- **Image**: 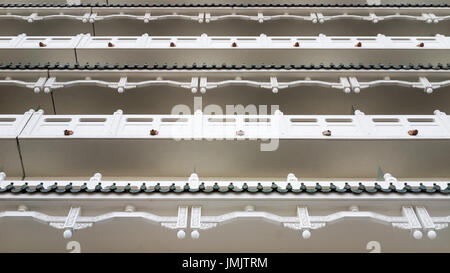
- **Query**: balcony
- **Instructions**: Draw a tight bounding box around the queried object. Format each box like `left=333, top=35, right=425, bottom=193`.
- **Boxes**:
left=1, top=34, right=450, bottom=65
left=1, top=109, right=449, bottom=179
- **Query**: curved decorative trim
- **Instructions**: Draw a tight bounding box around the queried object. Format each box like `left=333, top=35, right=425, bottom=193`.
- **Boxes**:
left=1, top=64, right=450, bottom=94
left=0, top=205, right=188, bottom=239
left=3, top=75, right=447, bottom=94
left=1, top=205, right=447, bottom=241
left=191, top=206, right=449, bottom=240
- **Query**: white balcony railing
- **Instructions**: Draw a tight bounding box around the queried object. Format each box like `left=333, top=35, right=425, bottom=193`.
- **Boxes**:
left=17, top=110, right=450, bottom=139
left=1, top=34, right=449, bottom=64
left=1, top=109, right=449, bottom=178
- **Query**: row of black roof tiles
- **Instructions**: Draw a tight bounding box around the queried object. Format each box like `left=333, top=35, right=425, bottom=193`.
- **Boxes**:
left=1, top=63, right=449, bottom=70
left=0, top=3, right=449, bottom=8
left=1, top=182, right=449, bottom=194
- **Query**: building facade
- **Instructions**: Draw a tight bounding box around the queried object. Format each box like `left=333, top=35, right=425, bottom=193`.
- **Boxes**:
left=0, top=0, right=449, bottom=252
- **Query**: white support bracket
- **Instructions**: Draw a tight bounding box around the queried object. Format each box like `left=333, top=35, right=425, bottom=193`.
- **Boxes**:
left=257, top=12, right=264, bottom=23
left=81, top=13, right=91, bottom=23
left=45, top=207, right=91, bottom=240
left=415, top=207, right=438, bottom=239
left=204, top=13, right=211, bottom=23
left=339, top=77, right=351, bottom=93
left=369, top=13, right=380, bottom=23
left=190, top=206, right=214, bottom=240
left=315, top=12, right=325, bottom=24
left=296, top=207, right=312, bottom=239
left=392, top=206, right=424, bottom=239
left=143, top=12, right=151, bottom=23
left=348, top=76, right=361, bottom=93
left=32, top=77, right=48, bottom=93
left=26, top=13, right=38, bottom=23
left=117, top=76, right=127, bottom=93
left=270, top=76, right=279, bottom=93
left=199, top=77, right=207, bottom=94
left=161, top=206, right=189, bottom=239
left=189, top=77, right=199, bottom=93
left=418, top=77, right=434, bottom=94
left=421, top=13, right=432, bottom=24
left=43, top=77, right=56, bottom=94
left=59, top=207, right=81, bottom=239
left=427, top=13, right=439, bottom=24
left=197, top=13, right=204, bottom=23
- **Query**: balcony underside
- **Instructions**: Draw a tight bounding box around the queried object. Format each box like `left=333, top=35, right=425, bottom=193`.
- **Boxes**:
left=1, top=110, right=449, bottom=178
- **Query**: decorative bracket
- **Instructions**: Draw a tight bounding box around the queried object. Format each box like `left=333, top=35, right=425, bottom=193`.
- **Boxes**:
left=161, top=206, right=189, bottom=239
left=284, top=207, right=313, bottom=239
left=187, top=205, right=449, bottom=241
left=415, top=206, right=448, bottom=240
left=389, top=206, right=449, bottom=239
left=0, top=76, right=47, bottom=93
left=392, top=206, right=424, bottom=239
left=48, top=207, right=92, bottom=239
left=190, top=206, right=216, bottom=240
